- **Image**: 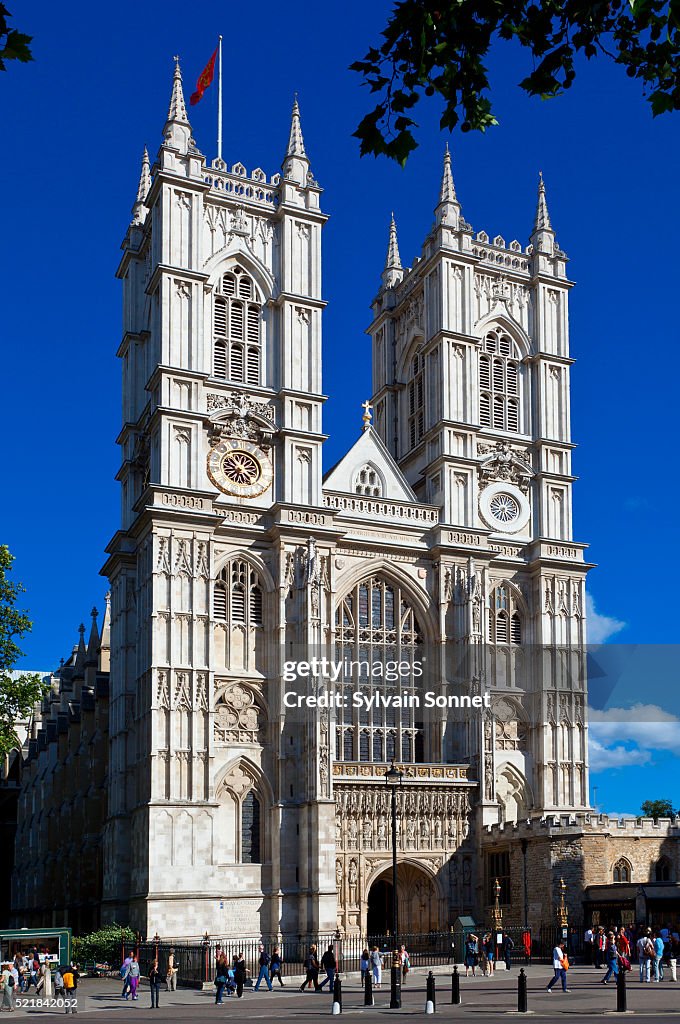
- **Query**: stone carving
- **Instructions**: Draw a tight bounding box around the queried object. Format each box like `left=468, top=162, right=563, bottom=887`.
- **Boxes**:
left=478, top=440, right=534, bottom=489
left=214, top=684, right=261, bottom=743
left=348, top=859, right=358, bottom=904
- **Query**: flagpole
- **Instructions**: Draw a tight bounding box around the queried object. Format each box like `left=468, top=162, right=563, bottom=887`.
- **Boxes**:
left=217, top=35, right=223, bottom=161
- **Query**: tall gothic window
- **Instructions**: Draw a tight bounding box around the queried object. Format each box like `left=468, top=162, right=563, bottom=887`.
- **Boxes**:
left=241, top=790, right=261, bottom=864
left=213, top=267, right=262, bottom=385
left=487, top=583, right=523, bottom=645
left=334, top=576, right=424, bottom=763
left=408, top=352, right=425, bottom=449
left=479, top=327, right=520, bottom=432
left=214, top=559, right=263, bottom=627
left=654, top=857, right=672, bottom=882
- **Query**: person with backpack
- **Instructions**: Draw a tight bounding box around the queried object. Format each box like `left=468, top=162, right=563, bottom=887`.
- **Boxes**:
left=253, top=944, right=273, bottom=991
left=0, top=962, right=16, bottom=1012
left=299, top=945, right=320, bottom=992
left=400, top=945, right=411, bottom=982
left=62, top=964, right=79, bottom=1014
left=149, top=959, right=162, bottom=1009
left=214, top=953, right=229, bottom=1004
left=166, top=948, right=178, bottom=992
left=269, top=946, right=284, bottom=987
left=54, top=967, right=65, bottom=998
left=318, top=945, right=336, bottom=991
left=637, top=930, right=654, bottom=983
left=120, top=955, right=132, bottom=999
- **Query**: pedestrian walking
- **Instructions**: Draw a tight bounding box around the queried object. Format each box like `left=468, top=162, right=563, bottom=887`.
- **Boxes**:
left=149, top=959, right=161, bottom=1008
left=369, top=947, right=383, bottom=989
left=318, top=945, right=336, bottom=991
left=400, top=945, right=410, bottom=982
left=120, top=955, right=132, bottom=999
left=584, top=926, right=594, bottom=965
left=464, top=933, right=479, bottom=977
left=0, top=962, right=16, bottom=1012
left=54, top=967, right=65, bottom=998
left=270, top=947, right=284, bottom=987
left=214, top=955, right=229, bottom=1004
left=503, top=932, right=514, bottom=970
left=166, top=948, right=178, bottom=992
left=254, top=944, right=273, bottom=991
left=360, top=949, right=370, bottom=988
left=62, top=964, right=79, bottom=1014
left=128, top=956, right=140, bottom=1000
left=637, top=930, right=654, bottom=982
left=594, top=927, right=606, bottom=969
left=601, top=933, right=620, bottom=984
left=299, top=945, right=320, bottom=992
left=653, top=932, right=664, bottom=982
left=233, top=952, right=247, bottom=998
left=546, top=942, right=570, bottom=993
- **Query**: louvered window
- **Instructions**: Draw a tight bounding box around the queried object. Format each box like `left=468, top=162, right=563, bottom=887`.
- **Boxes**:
left=479, top=327, right=522, bottom=433
left=214, top=558, right=264, bottom=629
left=212, top=267, right=262, bottom=383
left=487, top=583, right=523, bottom=646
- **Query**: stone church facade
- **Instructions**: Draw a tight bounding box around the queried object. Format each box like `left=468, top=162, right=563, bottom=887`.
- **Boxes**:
left=13, top=60, right=600, bottom=940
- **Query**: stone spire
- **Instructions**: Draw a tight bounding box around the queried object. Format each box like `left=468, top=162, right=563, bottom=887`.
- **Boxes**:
left=531, top=171, right=555, bottom=255
left=163, top=56, right=192, bottom=155
left=282, top=94, right=310, bottom=185
left=99, top=592, right=111, bottom=673
left=85, top=607, right=100, bottom=668
left=73, top=623, right=87, bottom=677
left=382, top=213, right=403, bottom=288
left=131, top=146, right=151, bottom=226
left=435, top=143, right=461, bottom=227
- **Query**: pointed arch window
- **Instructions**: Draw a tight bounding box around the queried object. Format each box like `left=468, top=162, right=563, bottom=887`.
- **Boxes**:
left=241, top=790, right=261, bottom=864
left=654, top=857, right=672, bottom=882
left=613, top=857, right=632, bottom=883
left=479, top=327, right=521, bottom=432
left=213, top=267, right=262, bottom=385
left=214, top=558, right=263, bottom=627
left=488, top=583, right=523, bottom=645
left=408, top=352, right=425, bottom=450
left=334, top=576, right=423, bottom=764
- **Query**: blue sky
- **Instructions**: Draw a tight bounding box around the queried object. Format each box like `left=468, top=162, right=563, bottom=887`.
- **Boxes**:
left=2, top=0, right=678, bottom=815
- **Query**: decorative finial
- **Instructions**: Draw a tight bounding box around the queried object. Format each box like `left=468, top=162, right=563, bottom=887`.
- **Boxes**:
left=78, top=623, right=85, bottom=637
left=132, top=146, right=152, bottom=225
left=533, top=170, right=552, bottom=233
left=91, top=607, right=98, bottom=620
left=286, top=94, right=307, bottom=158
left=166, top=55, right=190, bottom=126
left=439, top=143, right=457, bottom=205
left=382, top=213, right=403, bottom=288
left=361, top=400, right=373, bottom=431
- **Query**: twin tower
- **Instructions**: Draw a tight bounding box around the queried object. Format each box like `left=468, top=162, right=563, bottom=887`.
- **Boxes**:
left=102, top=60, right=590, bottom=938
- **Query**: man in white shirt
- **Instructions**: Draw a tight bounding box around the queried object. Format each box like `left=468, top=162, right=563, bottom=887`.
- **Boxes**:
left=546, top=942, right=569, bottom=993
left=584, top=928, right=594, bottom=966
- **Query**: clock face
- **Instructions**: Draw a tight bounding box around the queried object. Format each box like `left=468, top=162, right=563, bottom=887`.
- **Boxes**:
left=207, top=438, right=272, bottom=497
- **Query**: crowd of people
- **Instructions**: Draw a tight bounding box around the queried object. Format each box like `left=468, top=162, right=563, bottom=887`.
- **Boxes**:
left=463, top=931, right=515, bottom=975
left=0, top=952, right=80, bottom=1012
left=546, top=923, right=680, bottom=995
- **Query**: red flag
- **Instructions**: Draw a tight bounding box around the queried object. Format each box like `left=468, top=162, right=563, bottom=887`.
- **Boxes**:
left=190, top=46, right=218, bottom=106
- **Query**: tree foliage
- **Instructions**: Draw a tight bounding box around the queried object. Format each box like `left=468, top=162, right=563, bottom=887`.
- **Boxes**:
left=0, top=544, right=48, bottom=758
left=0, top=4, right=32, bottom=72
left=73, top=923, right=137, bottom=966
left=351, top=0, right=680, bottom=163
left=640, top=798, right=678, bottom=819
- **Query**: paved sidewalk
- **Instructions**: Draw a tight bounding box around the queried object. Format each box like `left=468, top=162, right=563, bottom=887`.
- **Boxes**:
left=9, top=965, right=680, bottom=1020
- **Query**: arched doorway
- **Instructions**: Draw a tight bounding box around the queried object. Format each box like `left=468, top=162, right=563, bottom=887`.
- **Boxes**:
left=366, top=863, right=440, bottom=938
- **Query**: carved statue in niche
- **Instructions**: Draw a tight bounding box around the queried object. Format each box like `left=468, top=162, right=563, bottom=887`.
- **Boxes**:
left=348, top=860, right=358, bottom=904
left=406, top=816, right=416, bottom=846
left=377, top=816, right=387, bottom=846
left=363, top=817, right=372, bottom=847
left=336, top=859, right=343, bottom=889
left=348, top=818, right=358, bottom=846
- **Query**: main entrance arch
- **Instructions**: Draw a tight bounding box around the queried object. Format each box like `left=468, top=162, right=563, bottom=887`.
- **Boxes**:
left=365, top=863, right=441, bottom=937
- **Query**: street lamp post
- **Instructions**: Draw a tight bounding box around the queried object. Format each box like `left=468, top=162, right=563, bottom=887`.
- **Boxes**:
left=385, top=760, right=404, bottom=1009
left=557, top=877, right=569, bottom=943
left=492, top=877, right=503, bottom=965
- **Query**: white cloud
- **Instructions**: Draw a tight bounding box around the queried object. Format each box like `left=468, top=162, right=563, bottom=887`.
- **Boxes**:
left=588, top=735, right=651, bottom=771
left=586, top=593, right=626, bottom=643
left=589, top=704, right=680, bottom=753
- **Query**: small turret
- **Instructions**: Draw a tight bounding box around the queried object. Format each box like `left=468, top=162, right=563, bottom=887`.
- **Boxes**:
left=435, top=144, right=461, bottom=228
left=85, top=607, right=100, bottom=668
left=282, top=95, right=310, bottom=185
left=531, top=171, right=555, bottom=256
left=382, top=213, right=403, bottom=289
left=131, top=146, right=151, bottom=226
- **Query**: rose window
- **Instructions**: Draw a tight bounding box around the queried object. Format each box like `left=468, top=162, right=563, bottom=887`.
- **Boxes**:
left=221, top=451, right=261, bottom=485
left=489, top=493, right=519, bottom=523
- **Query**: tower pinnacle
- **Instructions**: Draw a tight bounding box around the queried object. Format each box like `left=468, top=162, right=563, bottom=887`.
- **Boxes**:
left=282, top=94, right=310, bottom=185
left=435, top=143, right=461, bottom=227
left=131, top=146, right=151, bottom=226
left=531, top=170, right=555, bottom=255
left=162, top=56, right=193, bottom=155
left=382, top=213, right=403, bottom=289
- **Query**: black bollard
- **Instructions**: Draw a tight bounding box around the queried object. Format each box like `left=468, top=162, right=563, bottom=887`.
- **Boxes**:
left=332, top=974, right=342, bottom=1015
left=518, top=968, right=528, bottom=1013
left=364, top=971, right=373, bottom=1006
left=616, top=967, right=627, bottom=1013
left=451, top=964, right=461, bottom=1005
left=426, top=970, right=436, bottom=1014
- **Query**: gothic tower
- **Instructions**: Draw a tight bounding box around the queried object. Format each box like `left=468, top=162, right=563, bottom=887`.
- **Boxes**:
left=368, top=151, right=591, bottom=829
left=102, top=62, right=334, bottom=936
